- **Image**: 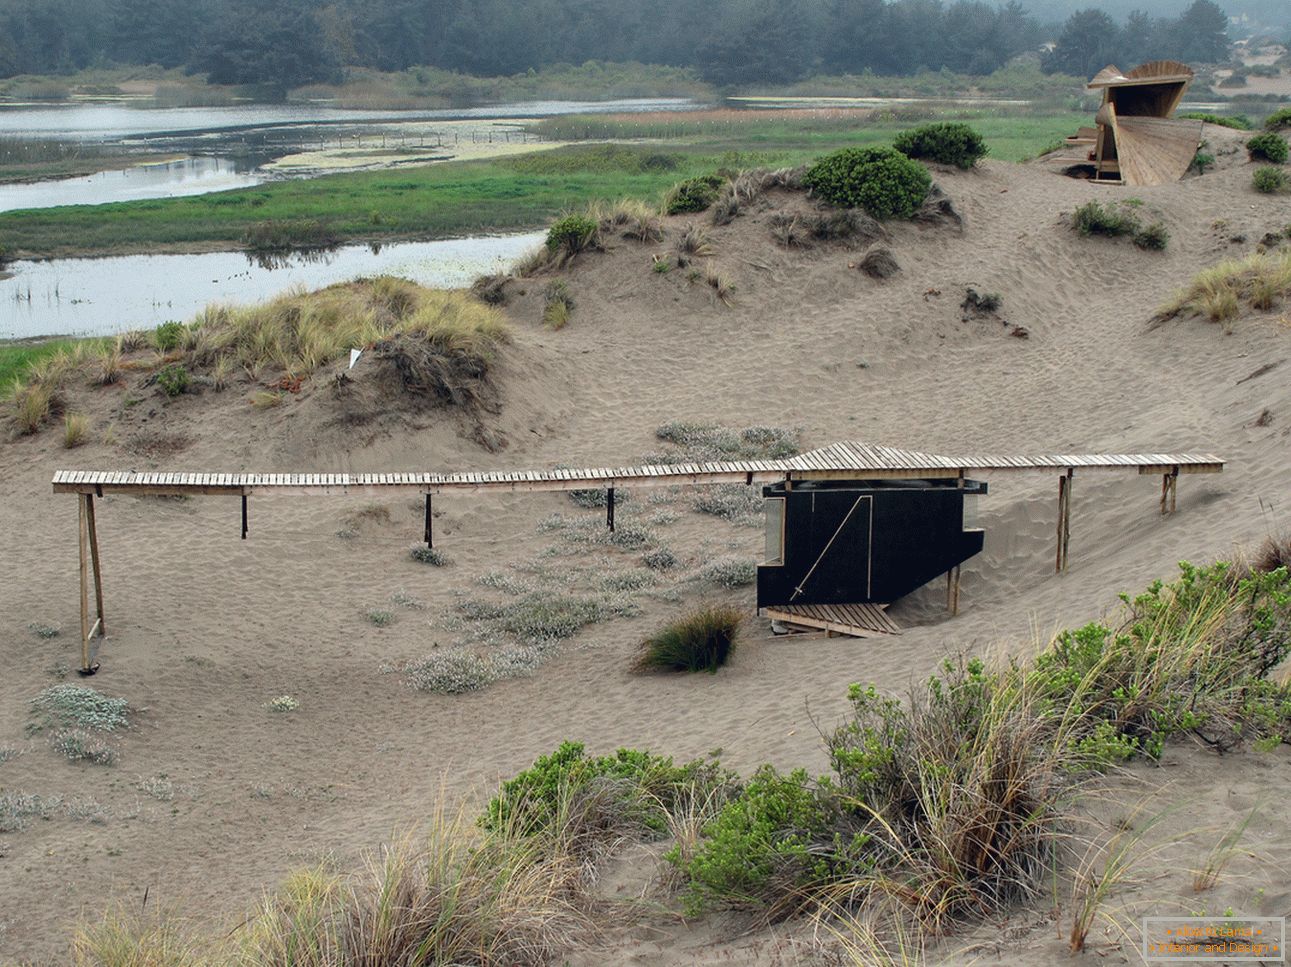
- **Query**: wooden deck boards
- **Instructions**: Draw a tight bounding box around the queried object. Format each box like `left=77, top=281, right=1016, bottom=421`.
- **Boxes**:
left=763, top=603, right=903, bottom=639
left=51, top=444, right=1225, bottom=497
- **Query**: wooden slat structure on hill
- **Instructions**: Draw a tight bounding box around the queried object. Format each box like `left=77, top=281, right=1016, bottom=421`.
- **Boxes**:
left=51, top=442, right=1224, bottom=673
left=1058, top=60, right=1203, bottom=186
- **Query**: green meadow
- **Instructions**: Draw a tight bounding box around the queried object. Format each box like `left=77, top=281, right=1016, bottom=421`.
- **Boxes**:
left=0, top=109, right=1083, bottom=259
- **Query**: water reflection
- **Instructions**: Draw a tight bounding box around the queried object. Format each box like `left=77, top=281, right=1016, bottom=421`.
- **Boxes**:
left=0, top=232, right=546, bottom=340
left=0, top=156, right=263, bottom=212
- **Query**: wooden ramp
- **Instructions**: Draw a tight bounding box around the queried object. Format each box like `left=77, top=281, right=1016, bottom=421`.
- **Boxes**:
left=763, top=603, right=902, bottom=639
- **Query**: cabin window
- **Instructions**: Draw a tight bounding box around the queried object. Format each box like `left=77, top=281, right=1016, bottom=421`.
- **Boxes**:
left=963, top=493, right=980, bottom=530
left=764, top=497, right=785, bottom=565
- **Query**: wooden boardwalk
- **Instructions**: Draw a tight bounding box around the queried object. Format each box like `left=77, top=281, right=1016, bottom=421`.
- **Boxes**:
left=51, top=442, right=1224, bottom=497
left=50, top=441, right=1225, bottom=674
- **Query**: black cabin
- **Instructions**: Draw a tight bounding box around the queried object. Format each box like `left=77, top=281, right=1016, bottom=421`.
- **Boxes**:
left=757, top=478, right=986, bottom=609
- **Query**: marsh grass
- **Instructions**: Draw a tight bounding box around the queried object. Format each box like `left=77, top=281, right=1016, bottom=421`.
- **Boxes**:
left=1158, top=249, right=1291, bottom=324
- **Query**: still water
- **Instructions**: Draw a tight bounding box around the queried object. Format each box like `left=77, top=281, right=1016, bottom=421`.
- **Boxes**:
left=0, top=156, right=264, bottom=212
left=0, top=233, right=546, bottom=341
left=0, top=99, right=697, bottom=141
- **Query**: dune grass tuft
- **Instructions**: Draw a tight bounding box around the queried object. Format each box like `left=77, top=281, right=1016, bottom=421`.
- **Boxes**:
left=63, top=412, right=88, bottom=448
left=8, top=277, right=510, bottom=436
left=242, top=802, right=588, bottom=966
left=634, top=605, right=741, bottom=673
left=1157, top=249, right=1291, bottom=324
left=71, top=906, right=215, bottom=966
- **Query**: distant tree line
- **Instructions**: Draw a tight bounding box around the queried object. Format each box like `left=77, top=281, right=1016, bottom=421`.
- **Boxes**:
left=0, top=0, right=1232, bottom=90
left=1044, top=1, right=1232, bottom=77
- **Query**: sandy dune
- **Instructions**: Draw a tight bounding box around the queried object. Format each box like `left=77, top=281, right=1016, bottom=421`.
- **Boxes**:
left=2, top=142, right=1290, bottom=962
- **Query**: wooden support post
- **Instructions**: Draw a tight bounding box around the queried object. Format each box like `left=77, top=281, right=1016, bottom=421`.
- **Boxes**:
left=424, top=493, right=433, bottom=548
left=76, top=493, right=103, bottom=675
left=1056, top=469, right=1073, bottom=573
left=241, top=494, right=248, bottom=540
left=607, top=486, right=616, bottom=532
left=78, top=494, right=89, bottom=671
left=946, top=565, right=961, bottom=616
left=85, top=492, right=104, bottom=640
left=1161, top=469, right=1178, bottom=516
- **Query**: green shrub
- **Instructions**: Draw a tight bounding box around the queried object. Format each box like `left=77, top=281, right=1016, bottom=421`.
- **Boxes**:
left=803, top=147, right=931, bottom=219
left=672, top=765, right=860, bottom=915
left=483, top=740, right=733, bottom=839
left=1247, top=131, right=1289, bottom=163
left=1071, top=201, right=1140, bottom=238
left=1181, top=112, right=1252, bottom=130
left=155, top=364, right=189, bottom=398
left=545, top=213, right=599, bottom=257
left=1191, top=151, right=1215, bottom=174
left=634, top=605, right=741, bottom=673
left=1133, top=222, right=1170, bottom=251
left=1264, top=107, right=1291, bottom=129
left=663, top=175, right=725, bottom=215
left=1254, top=166, right=1290, bottom=193
left=1031, top=561, right=1291, bottom=760
left=893, top=122, right=988, bottom=169
left=153, top=320, right=184, bottom=351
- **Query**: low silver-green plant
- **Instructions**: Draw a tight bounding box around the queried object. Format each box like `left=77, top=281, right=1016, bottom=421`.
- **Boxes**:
left=404, top=650, right=498, bottom=694
left=268, top=695, right=299, bottom=713
left=0, top=792, right=61, bottom=833
left=134, top=775, right=176, bottom=801
left=29, top=684, right=129, bottom=733
left=51, top=729, right=119, bottom=765
left=693, top=484, right=761, bottom=523
left=410, top=546, right=449, bottom=566
left=700, top=558, right=757, bottom=588
left=27, top=622, right=60, bottom=639
left=366, top=609, right=394, bottom=627
left=643, top=547, right=679, bottom=570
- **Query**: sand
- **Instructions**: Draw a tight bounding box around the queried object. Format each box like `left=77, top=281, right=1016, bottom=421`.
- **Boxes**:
left=2, top=143, right=1291, bottom=963
left=262, top=119, right=558, bottom=174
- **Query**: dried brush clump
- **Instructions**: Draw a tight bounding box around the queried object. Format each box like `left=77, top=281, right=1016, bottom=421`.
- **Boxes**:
left=769, top=208, right=886, bottom=249
left=673, top=224, right=714, bottom=266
